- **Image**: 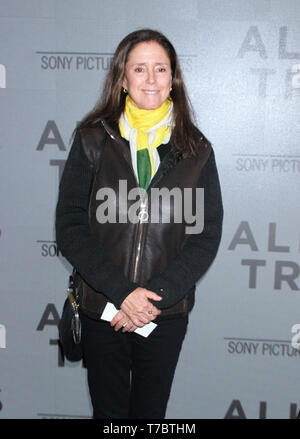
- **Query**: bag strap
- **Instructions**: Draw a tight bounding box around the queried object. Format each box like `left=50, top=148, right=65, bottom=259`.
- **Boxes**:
left=71, top=123, right=107, bottom=298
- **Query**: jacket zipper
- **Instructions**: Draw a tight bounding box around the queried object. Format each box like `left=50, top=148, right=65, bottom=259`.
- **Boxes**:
left=100, top=121, right=149, bottom=284
left=132, top=196, right=148, bottom=283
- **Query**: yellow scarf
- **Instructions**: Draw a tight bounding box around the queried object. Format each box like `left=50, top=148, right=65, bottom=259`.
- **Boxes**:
left=119, top=95, right=173, bottom=188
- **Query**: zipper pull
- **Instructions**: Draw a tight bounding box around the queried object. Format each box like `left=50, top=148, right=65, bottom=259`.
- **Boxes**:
left=138, top=198, right=148, bottom=223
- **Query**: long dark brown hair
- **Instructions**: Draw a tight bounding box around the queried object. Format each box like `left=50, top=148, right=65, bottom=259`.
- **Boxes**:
left=77, top=29, right=211, bottom=157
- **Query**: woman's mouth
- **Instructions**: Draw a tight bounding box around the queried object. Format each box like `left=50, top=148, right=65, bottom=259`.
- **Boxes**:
left=143, top=90, right=159, bottom=95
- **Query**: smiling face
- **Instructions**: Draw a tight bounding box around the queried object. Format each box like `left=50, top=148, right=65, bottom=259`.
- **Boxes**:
left=122, top=40, right=172, bottom=110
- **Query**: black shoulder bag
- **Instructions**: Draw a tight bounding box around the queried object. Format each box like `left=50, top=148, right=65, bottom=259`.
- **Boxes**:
left=58, top=269, right=82, bottom=361
left=58, top=123, right=107, bottom=362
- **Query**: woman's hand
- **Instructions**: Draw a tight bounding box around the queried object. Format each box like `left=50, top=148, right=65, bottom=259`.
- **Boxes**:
left=110, top=310, right=137, bottom=333
left=120, top=287, right=162, bottom=328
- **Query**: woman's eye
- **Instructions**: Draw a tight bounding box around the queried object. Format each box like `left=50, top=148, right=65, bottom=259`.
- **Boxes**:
left=157, top=67, right=166, bottom=72
left=134, top=67, right=144, bottom=73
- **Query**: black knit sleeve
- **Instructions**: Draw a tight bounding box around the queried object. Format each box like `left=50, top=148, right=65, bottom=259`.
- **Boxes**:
left=55, top=131, right=137, bottom=309
left=145, top=148, right=224, bottom=309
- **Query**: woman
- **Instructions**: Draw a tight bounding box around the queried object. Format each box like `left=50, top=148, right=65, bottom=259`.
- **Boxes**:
left=56, top=28, right=223, bottom=419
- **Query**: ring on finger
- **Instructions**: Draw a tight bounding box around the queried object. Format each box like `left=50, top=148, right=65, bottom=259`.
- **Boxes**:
left=148, top=309, right=153, bottom=315
left=122, top=321, right=128, bottom=328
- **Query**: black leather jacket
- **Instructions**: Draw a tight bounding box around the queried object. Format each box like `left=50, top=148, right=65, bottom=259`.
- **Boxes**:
left=56, top=121, right=223, bottom=321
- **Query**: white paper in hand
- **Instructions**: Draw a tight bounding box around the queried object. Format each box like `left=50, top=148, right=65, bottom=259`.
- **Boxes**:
left=101, top=302, right=157, bottom=337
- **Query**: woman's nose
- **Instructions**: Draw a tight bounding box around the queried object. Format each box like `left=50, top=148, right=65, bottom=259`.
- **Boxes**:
left=146, top=70, right=155, bottom=84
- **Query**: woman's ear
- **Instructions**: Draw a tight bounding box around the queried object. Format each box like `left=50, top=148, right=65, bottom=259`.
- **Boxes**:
left=122, top=76, right=128, bottom=91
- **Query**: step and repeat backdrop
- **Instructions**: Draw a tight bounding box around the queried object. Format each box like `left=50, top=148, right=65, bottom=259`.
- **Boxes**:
left=0, top=0, right=300, bottom=419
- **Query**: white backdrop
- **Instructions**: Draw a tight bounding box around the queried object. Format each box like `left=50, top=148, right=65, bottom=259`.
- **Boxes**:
left=0, top=0, right=300, bottom=419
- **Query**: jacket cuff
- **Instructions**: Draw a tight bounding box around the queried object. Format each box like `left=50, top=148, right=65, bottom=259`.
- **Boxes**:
left=111, top=282, right=139, bottom=310
left=144, top=278, right=169, bottom=309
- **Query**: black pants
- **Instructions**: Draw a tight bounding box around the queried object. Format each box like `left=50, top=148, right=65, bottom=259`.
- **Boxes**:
left=80, top=311, right=188, bottom=419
